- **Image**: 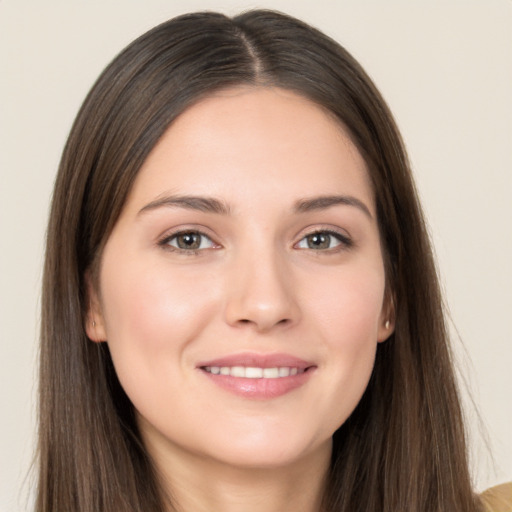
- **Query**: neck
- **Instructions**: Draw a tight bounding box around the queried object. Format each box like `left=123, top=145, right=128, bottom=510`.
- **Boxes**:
left=146, top=435, right=331, bottom=512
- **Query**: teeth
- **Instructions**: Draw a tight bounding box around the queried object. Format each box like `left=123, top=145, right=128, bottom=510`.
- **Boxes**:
left=263, top=367, right=279, bottom=378
left=245, top=367, right=263, bottom=378
left=278, top=367, right=290, bottom=377
left=203, top=366, right=305, bottom=379
left=231, top=366, right=245, bottom=377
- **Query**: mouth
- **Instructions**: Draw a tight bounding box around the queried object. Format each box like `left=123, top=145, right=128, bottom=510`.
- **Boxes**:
left=197, top=353, right=316, bottom=399
left=201, top=365, right=307, bottom=378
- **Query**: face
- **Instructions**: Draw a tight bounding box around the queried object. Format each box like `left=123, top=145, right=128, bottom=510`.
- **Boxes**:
left=87, top=87, right=393, bottom=472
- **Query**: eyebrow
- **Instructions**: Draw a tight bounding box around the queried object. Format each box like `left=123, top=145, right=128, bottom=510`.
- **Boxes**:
left=138, top=194, right=372, bottom=219
left=138, top=195, right=231, bottom=216
left=294, top=195, right=373, bottom=219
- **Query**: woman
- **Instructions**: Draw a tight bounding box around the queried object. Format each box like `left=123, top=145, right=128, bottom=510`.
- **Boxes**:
left=36, top=9, right=509, bottom=512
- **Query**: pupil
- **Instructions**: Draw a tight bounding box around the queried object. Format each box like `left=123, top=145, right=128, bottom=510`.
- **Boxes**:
left=178, top=232, right=200, bottom=249
left=309, top=233, right=329, bottom=249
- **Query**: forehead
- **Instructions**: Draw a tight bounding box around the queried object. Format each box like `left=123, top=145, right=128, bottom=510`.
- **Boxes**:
left=123, top=86, right=374, bottom=214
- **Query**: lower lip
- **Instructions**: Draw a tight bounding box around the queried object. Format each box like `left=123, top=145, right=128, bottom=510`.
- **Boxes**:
left=200, top=368, right=315, bottom=400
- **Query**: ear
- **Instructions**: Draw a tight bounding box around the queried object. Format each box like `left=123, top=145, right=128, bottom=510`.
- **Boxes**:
left=84, top=272, right=107, bottom=343
left=377, top=290, right=395, bottom=343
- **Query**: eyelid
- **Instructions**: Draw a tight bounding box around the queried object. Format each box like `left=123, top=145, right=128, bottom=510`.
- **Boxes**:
left=157, top=226, right=221, bottom=254
left=155, top=224, right=353, bottom=254
left=294, top=226, right=353, bottom=251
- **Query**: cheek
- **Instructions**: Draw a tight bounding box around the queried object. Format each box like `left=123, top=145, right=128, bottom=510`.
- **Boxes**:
left=309, top=261, right=385, bottom=340
left=98, top=260, right=218, bottom=396
left=102, top=260, right=215, bottom=340
left=303, top=264, right=384, bottom=424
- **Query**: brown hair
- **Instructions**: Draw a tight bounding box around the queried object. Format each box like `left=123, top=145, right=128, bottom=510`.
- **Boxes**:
left=38, top=10, right=481, bottom=511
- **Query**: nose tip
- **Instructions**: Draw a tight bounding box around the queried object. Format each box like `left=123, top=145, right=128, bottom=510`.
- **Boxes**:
left=223, top=257, right=300, bottom=333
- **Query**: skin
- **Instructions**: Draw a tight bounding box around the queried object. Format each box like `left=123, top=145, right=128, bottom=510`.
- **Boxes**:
left=87, top=86, right=394, bottom=512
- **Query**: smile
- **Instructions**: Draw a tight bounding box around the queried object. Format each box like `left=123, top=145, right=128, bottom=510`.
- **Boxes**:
left=197, top=353, right=316, bottom=399
left=202, top=366, right=305, bottom=378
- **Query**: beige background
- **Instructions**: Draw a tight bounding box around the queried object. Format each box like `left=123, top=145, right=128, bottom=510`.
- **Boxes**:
left=1, top=1, right=511, bottom=509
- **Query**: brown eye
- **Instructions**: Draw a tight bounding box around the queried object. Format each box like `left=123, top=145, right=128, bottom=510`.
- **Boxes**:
left=164, top=231, right=215, bottom=251
left=177, top=232, right=201, bottom=249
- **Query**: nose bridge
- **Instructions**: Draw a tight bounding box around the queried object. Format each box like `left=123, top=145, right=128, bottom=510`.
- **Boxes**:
left=223, top=238, right=300, bottom=332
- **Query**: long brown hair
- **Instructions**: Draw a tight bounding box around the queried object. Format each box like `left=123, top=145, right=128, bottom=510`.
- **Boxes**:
left=38, top=10, right=481, bottom=511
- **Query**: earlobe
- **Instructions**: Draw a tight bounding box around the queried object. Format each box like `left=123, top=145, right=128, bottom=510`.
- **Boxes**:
left=377, top=292, right=395, bottom=343
left=84, top=272, right=107, bottom=343
left=377, top=317, right=395, bottom=342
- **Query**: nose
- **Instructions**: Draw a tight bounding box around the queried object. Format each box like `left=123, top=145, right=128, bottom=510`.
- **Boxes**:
left=223, top=248, right=301, bottom=333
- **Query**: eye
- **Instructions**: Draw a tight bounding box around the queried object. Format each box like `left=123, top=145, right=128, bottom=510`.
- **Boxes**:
left=161, top=230, right=217, bottom=252
left=296, top=230, right=352, bottom=251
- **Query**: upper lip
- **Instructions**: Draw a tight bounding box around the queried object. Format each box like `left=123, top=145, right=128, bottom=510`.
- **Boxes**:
left=197, top=352, right=315, bottom=369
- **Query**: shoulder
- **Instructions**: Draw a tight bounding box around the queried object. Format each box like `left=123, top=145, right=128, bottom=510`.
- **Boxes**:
left=480, top=482, right=512, bottom=512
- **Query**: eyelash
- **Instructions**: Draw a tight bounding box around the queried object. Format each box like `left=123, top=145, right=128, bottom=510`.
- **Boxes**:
left=158, top=228, right=353, bottom=255
left=295, top=229, right=353, bottom=252
left=158, top=230, right=218, bottom=255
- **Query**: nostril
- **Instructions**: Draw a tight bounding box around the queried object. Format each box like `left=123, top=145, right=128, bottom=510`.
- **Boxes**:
left=234, top=317, right=291, bottom=331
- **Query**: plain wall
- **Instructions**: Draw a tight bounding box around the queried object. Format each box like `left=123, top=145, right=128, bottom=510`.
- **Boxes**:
left=1, top=1, right=511, bottom=509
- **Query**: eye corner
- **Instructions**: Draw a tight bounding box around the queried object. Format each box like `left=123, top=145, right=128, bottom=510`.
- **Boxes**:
left=294, top=228, right=353, bottom=252
left=158, top=229, right=221, bottom=254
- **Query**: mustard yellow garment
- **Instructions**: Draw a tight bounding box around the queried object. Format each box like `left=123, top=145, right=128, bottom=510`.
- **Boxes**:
left=480, top=482, right=512, bottom=512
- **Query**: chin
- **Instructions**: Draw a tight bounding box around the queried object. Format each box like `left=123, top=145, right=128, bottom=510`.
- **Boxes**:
left=196, top=426, right=333, bottom=471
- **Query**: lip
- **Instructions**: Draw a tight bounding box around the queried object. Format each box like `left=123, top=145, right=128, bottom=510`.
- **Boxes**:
left=197, top=352, right=313, bottom=369
left=197, top=352, right=316, bottom=400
